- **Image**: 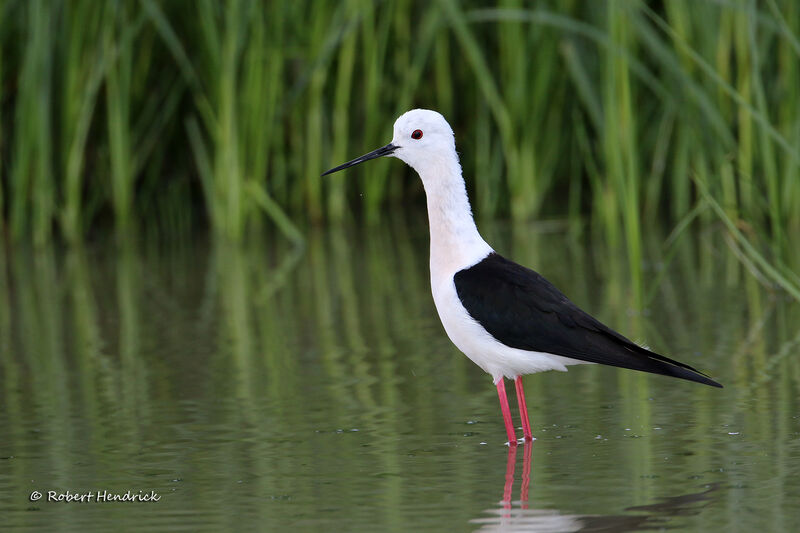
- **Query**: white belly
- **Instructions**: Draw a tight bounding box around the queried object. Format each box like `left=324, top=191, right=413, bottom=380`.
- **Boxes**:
left=430, top=273, right=587, bottom=383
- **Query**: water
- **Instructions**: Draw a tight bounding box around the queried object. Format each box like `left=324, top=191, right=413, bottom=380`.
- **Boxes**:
left=1, top=215, right=798, bottom=532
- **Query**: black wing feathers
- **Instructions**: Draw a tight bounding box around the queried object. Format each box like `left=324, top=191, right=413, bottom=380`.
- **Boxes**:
left=453, top=253, right=722, bottom=388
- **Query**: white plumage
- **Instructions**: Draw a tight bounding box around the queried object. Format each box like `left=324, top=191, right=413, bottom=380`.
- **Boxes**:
left=389, top=110, right=586, bottom=383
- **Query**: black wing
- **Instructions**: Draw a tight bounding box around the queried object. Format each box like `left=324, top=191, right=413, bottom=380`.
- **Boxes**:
left=453, top=253, right=722, bottom=388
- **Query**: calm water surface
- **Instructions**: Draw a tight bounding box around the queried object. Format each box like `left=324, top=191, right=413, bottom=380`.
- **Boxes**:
left=1, top=216, right=798, bottom=532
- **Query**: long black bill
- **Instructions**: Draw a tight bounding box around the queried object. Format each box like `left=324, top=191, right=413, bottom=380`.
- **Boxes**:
left=321, top=143, right=397, bottom=176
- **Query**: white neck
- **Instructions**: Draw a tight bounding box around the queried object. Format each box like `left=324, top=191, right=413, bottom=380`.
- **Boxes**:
left=416, top=154, right=493, bottom=280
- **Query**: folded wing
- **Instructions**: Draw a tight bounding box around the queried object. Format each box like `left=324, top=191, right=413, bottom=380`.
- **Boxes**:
left=453, top=253, right=722, bottom=388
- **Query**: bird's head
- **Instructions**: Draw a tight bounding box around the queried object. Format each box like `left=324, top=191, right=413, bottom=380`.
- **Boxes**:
left=322, top=109, right=457, bottom=177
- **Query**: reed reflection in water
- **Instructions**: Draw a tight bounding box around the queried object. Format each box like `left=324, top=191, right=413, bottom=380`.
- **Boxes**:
left=0, top=216, right=798, bottom=531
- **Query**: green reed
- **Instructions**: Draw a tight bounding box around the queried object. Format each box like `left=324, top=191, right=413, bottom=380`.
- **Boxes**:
left=60, top=0, right=106, bottom=243
left=1, top=0, right=799, bottom=299
left=9, top=0, right=54, bottom=246
left=0, top=6, right=3, bottom=223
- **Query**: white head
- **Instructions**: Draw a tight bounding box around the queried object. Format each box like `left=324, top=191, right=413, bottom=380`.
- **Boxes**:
left=322, top=109, right=459, bottom=177
left=389, top=109, right=457, bottom=172
left=323, top=108, right=490, bottom=271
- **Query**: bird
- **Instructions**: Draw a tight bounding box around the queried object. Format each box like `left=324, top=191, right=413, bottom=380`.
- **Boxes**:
left=322, top=109, right=722, bottom=445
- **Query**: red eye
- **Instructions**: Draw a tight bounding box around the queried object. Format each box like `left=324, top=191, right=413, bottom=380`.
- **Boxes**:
left=411, top=129, right=423, bottom=140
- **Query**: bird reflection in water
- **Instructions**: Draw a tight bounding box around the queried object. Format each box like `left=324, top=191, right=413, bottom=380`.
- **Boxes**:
left=501, top=441, right=532, bottom=514
left=471, top=442, right=720, bottom=532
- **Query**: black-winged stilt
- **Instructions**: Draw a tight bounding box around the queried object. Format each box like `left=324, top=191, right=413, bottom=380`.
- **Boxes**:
left=323, top=109, right=722, bottom=445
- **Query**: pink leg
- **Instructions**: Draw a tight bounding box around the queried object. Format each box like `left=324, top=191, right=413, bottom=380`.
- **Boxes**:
left=514, top=375, right=533, bottom=441
left=496, top=379, right=517, bottom=445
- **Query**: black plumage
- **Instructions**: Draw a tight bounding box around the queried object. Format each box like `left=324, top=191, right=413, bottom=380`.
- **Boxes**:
left=453, top=253, right=722, bottom=388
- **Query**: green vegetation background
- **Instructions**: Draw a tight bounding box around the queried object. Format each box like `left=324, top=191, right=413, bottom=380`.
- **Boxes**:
left=0, top=0, right=798, bottom=298
left=1, top=5, right=799, bottom=528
